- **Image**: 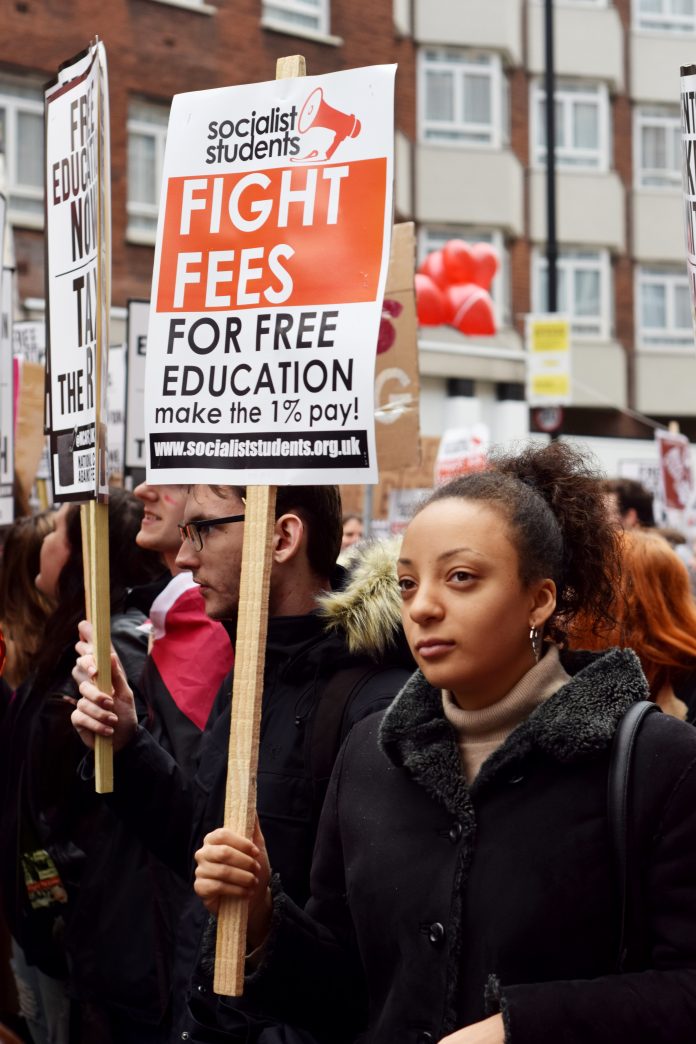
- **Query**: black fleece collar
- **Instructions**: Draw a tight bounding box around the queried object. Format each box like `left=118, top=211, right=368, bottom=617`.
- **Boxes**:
left=378, top=647, right=650, bottom=815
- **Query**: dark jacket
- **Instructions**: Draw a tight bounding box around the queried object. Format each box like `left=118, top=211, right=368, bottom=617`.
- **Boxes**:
left=252, top=648, right=696, bottom=1044
left=0, top=608, right=149, bottom=978
left=97, top=540, right=414, bottom=1035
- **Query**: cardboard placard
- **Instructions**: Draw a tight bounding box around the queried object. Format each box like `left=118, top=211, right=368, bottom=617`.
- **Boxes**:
left=14, top=361, right=47, bottom=508
left=375, top=222, right=421, bottom=472
left=144, top=64, right=395, bottom=487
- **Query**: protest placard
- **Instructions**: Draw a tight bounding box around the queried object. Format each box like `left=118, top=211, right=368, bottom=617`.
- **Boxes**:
left=107, top=344, right=126, bottom=483
left=125, top=299, right=149, bottom=471
left=656, top=427, right=693, bottom=513
left=45, top=41, right=113, bottom=792
left=434, top=424, right=490, bottom=486
left=45, top=43, right=110, bottom=502
left=0, top=263, right=13, bottom=524
left=144, top=63, right=395, bottom=486
left=681, top=66, right=696, bottom=327
left=13, top=320, right=46, bottom=365
left=375, top=222, right=421, bottom=472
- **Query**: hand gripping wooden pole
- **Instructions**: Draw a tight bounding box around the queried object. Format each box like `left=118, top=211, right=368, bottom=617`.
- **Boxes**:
left=213, top=54, right=306, bottom=998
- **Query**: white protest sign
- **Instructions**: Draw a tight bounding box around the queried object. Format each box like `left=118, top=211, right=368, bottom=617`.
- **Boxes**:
left=125, top=298, right=149, bottom=470
left=144, top=64, right=395, bottom=486
left=681, top=66, right=696, bottom=327
left=434, top=424, right=489, bottom=487
left=45, top=43, right=110, bottom=501
left=0, top=265, right=13, bottom=524
left=13, top=320, right=46, bottom=365
left=107, top=343, right=126, bottom=481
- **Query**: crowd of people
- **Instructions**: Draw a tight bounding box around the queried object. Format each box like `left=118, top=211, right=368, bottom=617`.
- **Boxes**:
left=1, top=443, right=696, bottom=1043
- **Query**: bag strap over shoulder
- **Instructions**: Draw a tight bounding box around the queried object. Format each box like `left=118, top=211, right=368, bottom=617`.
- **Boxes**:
left=608, top=699, right=660, bottom=971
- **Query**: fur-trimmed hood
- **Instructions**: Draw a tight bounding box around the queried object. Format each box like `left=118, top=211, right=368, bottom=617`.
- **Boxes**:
left=379, top=647, right=651, bottom=814
left=317, top=537, right=404, bottom=660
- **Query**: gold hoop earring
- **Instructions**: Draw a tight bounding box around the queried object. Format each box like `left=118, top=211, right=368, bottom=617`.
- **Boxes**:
left=529, top=626, right=541, bottom=663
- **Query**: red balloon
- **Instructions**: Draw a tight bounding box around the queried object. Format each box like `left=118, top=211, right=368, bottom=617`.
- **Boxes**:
left=415, top=272, right=451, bottom=326
left=447, top=283, right=496, bottom=336
left=443, top=239, right=475, bottom=284
left=418, top=249, right=448, bottom=289
left=470, top=243, right=499, bottom=290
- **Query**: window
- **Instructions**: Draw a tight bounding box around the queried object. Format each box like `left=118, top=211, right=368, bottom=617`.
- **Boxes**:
left=0, top=81, right=44, bottom=226
left=262, top=0, right=329, bottom=34
left=533, top=249, right=611, bottom=339
left=635, top=106, right=681, bottom=188
left=419, top=226, right=511, bottom=328
left=127, top=100, right=169, bottom=241
left=635, top=0, right=696, bottom=33
left=532, top=81, right=609, bottom=171
left=419, top=49, right=505, bottom=147
left=637, top=266, right=692, bottom=348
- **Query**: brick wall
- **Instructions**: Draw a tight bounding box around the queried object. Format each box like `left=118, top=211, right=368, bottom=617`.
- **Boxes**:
left=2, top=0, right=411, bottom=308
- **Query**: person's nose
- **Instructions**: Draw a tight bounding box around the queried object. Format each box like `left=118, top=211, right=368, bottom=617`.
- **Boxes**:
left=407, top=581, right=444, bottom=625
left=134, top=482, right=156, bottom=502
left=175, top=538, right=198, bottom=572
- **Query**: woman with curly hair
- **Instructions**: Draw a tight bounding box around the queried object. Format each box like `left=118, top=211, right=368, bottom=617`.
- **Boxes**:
left=0, top=512, right=55, bottom=694
left=194, top=441, right=696, bottom=1044
left=569, top=527, right=696, bottom=722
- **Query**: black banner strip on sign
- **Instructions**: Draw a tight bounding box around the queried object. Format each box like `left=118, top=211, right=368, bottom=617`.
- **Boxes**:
left=149, top=429, right=370, bottom=470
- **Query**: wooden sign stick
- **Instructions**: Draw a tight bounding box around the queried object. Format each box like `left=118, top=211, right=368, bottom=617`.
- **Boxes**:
left=213, top=53, right=306, bottom=998
left=81, top=498, right=113, bottom=793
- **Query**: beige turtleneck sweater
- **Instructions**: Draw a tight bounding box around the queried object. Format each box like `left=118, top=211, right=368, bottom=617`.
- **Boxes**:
left=442, top=645, right=571, bottom=784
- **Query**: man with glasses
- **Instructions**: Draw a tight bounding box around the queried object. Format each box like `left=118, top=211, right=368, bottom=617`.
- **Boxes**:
left=64, top=484, right=233, bottom=1042
left=70, top=482, right=412, bottom=1041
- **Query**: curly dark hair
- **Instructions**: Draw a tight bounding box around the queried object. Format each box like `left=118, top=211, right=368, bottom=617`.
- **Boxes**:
left=422, top=442, right=620, bottom=643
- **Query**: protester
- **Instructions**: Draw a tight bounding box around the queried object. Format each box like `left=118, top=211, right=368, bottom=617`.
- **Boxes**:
left=71, top=483, right=413, bottom=1041
left=196, top=443, right=696, bottom=1043
left=340, top=513, right=363, bottom=551
left=570, top=528, right=696, bottom=724
left=0, top=512, right=55, bottom=694
left=66, top=483, right=233, bottom=1042
left=603, top=477, right=655, bottom=529
left=0, top=489, right=161, bottom=1044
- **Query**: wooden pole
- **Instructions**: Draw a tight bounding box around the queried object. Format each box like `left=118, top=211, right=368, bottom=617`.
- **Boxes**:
left=213, top=53, right=306, bottom=998
left=83, top=499, right=112, bottom=793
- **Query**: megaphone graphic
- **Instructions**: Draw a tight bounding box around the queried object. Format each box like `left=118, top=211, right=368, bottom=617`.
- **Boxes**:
left=293, top=87, right=361, bottom=163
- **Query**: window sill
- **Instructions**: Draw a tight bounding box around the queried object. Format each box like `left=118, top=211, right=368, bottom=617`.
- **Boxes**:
left=126, top=228, right=157, bottom=247
left=636, top=344, right=696, bottom=356
left=261, top=17, right=343, bottom=47
left=144, top=0, right=216, bottom=14
left=9, top=214, right=44, bottom=232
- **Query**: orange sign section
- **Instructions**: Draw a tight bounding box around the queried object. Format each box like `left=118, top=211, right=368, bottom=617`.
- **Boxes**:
left=156, top=158, right=387, bottom=313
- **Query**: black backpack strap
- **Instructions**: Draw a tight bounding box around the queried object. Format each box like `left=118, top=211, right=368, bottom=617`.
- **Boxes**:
left=608, top=699, right=660, bottom=971
left=309, top=664, right=382, bottom=827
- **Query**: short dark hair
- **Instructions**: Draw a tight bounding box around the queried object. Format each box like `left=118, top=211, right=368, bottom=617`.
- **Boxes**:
left=603, top=478, right=655, bottom=527
left=208, top=484, right=342, bottom=579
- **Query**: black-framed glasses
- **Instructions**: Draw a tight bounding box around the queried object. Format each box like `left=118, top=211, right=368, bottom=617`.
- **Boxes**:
left=178, top=514, right=245, bottom=552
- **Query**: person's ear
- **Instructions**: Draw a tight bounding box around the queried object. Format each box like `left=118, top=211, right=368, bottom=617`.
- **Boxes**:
left=272, top=513, right=304, bottom=564
left=529, top=578, right=556, bottom=631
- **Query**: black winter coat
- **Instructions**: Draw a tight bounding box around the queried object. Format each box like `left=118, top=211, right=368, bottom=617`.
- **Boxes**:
left=100, top=610, right=412, bottom=1035
left=251, top=648, right=696, bottom=1044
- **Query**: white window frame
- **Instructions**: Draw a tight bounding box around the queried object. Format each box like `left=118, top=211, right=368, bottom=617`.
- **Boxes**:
left=636, top=265, right=693, bottom=351
left=418, top=225, right=510, bottom=329
left=531, top=79, right=610, bottom=173
left=126, top=101, right=169, bottom=244
left=261, top=0, right=330, bottom=36
left=418, top=48, right=505, bottom=149
left=0, top=81, right=44, bottom=229
left=633, top=0, right=696, bottom=33
left=532, top=247, right=611, bottom=340
left=634, top=105, right=681, bottom=189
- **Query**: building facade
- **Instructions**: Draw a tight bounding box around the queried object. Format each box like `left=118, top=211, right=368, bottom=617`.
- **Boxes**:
left=1, top=0, right=695, bottom=454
